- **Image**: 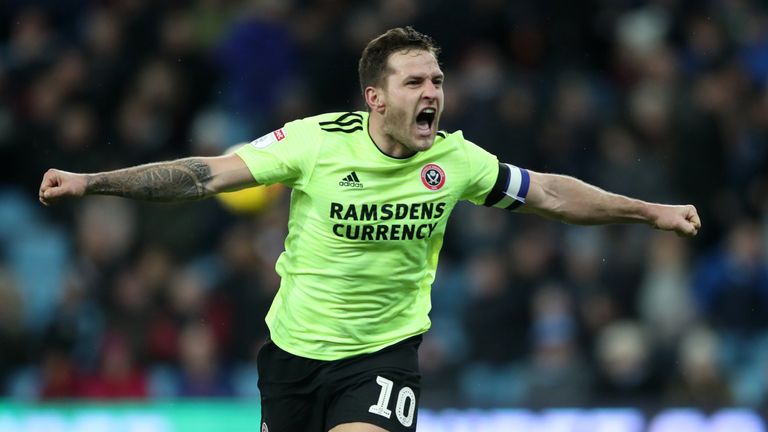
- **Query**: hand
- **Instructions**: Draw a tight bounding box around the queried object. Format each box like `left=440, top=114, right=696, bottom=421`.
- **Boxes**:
left=39, top=169, right=88, bottom=206
left=652, top=204, right=701, bottom=237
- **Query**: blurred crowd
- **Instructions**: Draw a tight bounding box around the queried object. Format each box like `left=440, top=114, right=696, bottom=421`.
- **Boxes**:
left=1, top=0, right=767, bottom=409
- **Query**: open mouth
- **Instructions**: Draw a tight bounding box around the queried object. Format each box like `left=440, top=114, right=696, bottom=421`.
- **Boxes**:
left=415, top=108, right=436, bottom=134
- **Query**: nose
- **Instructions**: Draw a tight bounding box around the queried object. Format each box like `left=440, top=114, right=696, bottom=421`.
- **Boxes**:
left=422, top=81, right=439, bottom=100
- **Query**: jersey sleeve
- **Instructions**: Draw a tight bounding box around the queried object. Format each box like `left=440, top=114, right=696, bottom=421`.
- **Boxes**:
left=459, top=137, right=500, bottom=204
left=234, top=118, right=319, bottom=189
left=460, top=138, right=530, bottom=211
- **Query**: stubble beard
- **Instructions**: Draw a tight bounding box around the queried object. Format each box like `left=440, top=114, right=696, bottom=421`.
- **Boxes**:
left=382, top=107, right=433, bottom=154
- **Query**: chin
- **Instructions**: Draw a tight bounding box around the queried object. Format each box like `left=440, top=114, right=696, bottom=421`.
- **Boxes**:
left=411, top=138, right=435, bottom=152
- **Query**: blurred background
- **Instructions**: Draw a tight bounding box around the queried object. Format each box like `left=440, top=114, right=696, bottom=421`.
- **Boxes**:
left=1, top=0, right=768, bottom=422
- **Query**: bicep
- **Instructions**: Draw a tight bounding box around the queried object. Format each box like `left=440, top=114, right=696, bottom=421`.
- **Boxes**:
left=205, top=153, right=260, bottom=193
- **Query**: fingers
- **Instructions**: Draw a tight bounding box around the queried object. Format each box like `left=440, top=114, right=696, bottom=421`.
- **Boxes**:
left=38, top=169, right=65, bottom=206
left=687, top=205, right=702, bottom=230
left=675, top=205, right=700, bottom=237
left=39, top=170, right=55, bottom=206
left=679, top=221, right=698, bottom=237
left=672, top=221, right=692, bottom=237
left=679, top=205, right=701, bottom=237
left=39, top=186, right=57, bottom=206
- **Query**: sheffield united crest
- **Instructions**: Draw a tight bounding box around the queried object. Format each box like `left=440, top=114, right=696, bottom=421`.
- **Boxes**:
left=421, top=163, right=446, bottom=191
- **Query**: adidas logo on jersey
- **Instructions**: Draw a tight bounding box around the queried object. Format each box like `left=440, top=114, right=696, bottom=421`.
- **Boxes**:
left=339, top=171, right=363, bottom=189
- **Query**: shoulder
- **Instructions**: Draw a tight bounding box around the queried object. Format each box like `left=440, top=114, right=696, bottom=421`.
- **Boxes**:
left=433, top=129, right=498, bottom=168
left=279, top=111, right=359, bottom=130
left=292, top=111, right=365, bottom=135
left=435, top=129, right=463, bottom=144
left=433, top=129, right=478, bottom=154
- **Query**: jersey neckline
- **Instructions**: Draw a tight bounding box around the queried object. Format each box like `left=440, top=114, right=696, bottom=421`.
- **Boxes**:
left=362, top=112, right=421, bottom=162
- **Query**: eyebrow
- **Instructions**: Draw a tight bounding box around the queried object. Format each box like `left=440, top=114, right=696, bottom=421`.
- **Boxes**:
left=403, top=73, right=445, bottom=82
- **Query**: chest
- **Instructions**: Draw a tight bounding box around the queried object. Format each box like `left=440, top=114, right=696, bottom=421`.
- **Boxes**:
left=309, top=156, right=459, bottom=205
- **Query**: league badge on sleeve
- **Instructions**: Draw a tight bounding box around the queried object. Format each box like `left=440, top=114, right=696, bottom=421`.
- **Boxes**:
left=249, top=128, right=286, bottom=149
left=421, top=163, right=446, bottom=190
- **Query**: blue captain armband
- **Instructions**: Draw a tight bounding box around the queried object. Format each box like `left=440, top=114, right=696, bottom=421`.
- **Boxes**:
left=482, top=163, right=530, bottom=211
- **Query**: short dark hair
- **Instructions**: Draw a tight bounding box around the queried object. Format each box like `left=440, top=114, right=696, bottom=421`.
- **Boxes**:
left=358, top=26, right=441, bottom=95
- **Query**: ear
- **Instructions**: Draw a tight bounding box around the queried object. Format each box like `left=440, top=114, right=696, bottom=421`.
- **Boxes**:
left=364, top=86, right=386, bottom=114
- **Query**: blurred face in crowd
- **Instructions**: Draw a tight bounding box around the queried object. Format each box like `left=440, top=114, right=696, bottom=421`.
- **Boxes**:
left=369, top=49, right=444, bottom=156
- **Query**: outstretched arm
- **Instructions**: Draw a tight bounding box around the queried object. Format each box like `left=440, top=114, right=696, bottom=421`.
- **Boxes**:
left=520, top=170, right=701, bottom=237
left=39, top=153, right=257, bottom=206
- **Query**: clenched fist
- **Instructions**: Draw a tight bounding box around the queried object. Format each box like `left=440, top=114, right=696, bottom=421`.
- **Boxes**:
left=39, top=169, right=88, bottom=206
left=651, top=204, right=701, bottom=237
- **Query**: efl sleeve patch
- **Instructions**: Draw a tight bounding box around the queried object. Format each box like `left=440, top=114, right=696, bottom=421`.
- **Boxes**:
left=249, top=128, right=286, bottom=149
left=482, top=163, right=530, bottom=211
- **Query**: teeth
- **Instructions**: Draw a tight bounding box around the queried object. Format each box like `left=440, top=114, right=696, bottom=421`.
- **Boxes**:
left=422, top=108, right=435, bottom=114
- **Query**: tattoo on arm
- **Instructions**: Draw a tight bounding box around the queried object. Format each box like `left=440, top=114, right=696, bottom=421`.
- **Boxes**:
left=86, top=158, right=214, bottom=202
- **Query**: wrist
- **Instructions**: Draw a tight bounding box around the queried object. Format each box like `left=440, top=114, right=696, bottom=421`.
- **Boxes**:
left=82, top=174, right=96, bottom=195
left=82, top=173, right=99, bottom=195
left=634, top=201, right=657, bottom=227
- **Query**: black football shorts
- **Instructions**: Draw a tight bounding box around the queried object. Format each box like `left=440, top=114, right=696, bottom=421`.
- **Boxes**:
left=257, top=335, right=422, bottom=432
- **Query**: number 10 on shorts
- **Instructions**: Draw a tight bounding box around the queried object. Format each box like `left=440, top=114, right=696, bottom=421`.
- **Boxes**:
left=368, top=376, right=416, bottom=427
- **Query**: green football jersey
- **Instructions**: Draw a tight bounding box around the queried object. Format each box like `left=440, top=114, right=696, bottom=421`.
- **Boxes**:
left=235, top=111, right=504, bottom=360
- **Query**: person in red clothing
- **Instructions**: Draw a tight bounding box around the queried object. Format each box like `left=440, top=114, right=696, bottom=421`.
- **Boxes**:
left=39, top=349, right=79, bottom=399
left=79, top=331, right=147, bottom=399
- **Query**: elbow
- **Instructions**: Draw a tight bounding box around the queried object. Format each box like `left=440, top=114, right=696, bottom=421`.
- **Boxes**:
left=540, top=175, right=566, bottom=214
left=535, top=175, right=595, bottom=224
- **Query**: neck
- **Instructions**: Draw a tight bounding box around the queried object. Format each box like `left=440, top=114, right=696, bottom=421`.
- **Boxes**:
left=368, top=112, right=416, bottom=158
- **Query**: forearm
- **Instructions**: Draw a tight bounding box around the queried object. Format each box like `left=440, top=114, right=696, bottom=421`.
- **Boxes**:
left=528, top=174, right=654, bottom=226
left=85, top=158, right=215, bottom=202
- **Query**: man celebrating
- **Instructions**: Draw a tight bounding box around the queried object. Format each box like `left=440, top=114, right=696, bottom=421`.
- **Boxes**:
left=39, top=27, right=700, bottom=432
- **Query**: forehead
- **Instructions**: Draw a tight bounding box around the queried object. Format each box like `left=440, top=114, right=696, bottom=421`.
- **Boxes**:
left=386, top=49, right=442, bottom=78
